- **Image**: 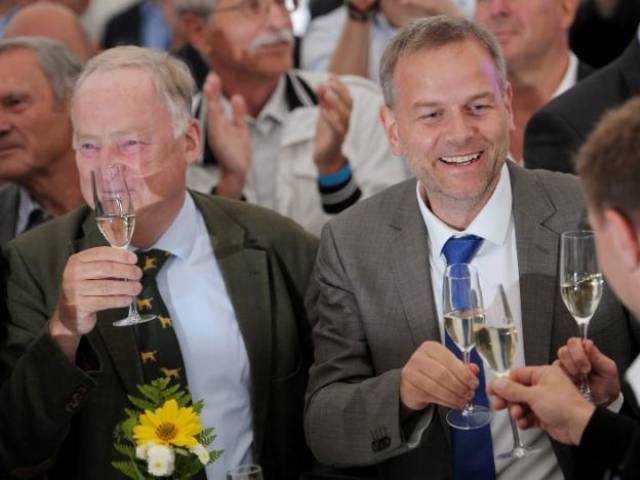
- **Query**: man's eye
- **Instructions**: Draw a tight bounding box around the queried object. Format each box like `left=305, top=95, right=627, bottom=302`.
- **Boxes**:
left=4, top=96, right=26, bottom=110
left=79, top=143, right=99, bottom=155
left=419, top=111, right=442, bottom=121
left=119, top=139, right=147, bottom=155
left=469, top=104, right=490, bottom=114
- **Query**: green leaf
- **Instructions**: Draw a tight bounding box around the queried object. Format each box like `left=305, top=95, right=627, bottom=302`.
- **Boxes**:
left=112, top=460, right=144, bottom=480
left=128, top=396, right=156, bottom=411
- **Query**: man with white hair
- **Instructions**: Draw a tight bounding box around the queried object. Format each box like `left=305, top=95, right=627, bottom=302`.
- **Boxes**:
left=0, top=46, right=318, bottom=480
left=176, top=0, right=406, bottom=235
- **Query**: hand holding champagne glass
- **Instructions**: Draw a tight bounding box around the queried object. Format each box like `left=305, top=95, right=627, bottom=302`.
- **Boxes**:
left=560, top=231, right=604, bottom=401
left=92, top=165, right=155, bottom=327
left=443, top=263, right=491, bottom=430
left=476, top=285, right=539, bottom=459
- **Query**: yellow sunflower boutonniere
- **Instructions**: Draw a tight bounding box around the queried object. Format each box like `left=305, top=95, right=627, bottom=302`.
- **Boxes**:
left=113, top=378, right=223, bottom=479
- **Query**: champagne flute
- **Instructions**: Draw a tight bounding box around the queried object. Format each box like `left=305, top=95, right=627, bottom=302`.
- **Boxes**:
left=92, top=165, right=155, bottom=327
left=226, top=464, right=263, bottom=480
left=560, top=230, right=604, bottom=401
left=476, top=285, right=540, bottom=459
left=443, top=263, right=491, bottom=430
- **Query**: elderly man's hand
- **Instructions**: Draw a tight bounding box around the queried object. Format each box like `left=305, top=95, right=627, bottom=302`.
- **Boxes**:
left=49, top=247, right=142, bottom=360
left=314, top=75, right=353, bottom=175
left=400, top=340, right=480, bottom=412
left=203, top=73, right=251, bottom=199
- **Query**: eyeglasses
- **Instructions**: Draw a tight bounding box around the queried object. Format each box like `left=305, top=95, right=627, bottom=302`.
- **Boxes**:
left=213, top=0, right=298, bottom=19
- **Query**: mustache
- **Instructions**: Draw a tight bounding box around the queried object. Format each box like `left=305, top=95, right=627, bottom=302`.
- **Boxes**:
left=249, top=29, right=294, bottom=52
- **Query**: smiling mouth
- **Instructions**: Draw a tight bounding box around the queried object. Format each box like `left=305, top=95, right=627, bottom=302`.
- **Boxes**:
left=439, top=151, right=483, bottom=166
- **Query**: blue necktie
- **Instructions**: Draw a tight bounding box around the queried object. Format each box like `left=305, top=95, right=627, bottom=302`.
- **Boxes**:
left=442, top=236, right=496, bottom=480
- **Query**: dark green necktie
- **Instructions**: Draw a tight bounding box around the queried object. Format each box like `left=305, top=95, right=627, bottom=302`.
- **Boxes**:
left=134, top=249, right=188, bottom=388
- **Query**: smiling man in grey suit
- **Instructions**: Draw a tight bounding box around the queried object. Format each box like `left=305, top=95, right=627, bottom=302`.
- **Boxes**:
left=0, top=46, right=317, bottom=479
left=304, top=16, right=640, bottom=480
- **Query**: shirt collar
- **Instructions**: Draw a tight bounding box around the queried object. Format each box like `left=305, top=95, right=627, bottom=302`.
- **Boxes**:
left=416, top=163, right=513, bottom=258
left=149, top=193, right=198, bottom=260
left=246, top=75, right=288, bottom=127
left=551, top=52, right=579, bottom=99
left=16, top=186, right=44, bottom=236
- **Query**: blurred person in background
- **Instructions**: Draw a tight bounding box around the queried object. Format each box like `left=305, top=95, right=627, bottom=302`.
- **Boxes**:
left=301, top=0, right=475, bottom=83
left=176, top=0, right=407, bottom=235
left=4, top=1, right=95, bottom=60
left=0, top=37, right=84, bottom=246
left=474, top=0, right=592, bottom=163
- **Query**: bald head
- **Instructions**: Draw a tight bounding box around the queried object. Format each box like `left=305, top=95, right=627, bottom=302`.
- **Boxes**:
left=5, top=2, right=93, bottom=61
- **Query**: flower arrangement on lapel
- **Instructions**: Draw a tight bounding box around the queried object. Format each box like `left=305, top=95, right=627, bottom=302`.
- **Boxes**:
left=112, top=377, right=223, bottom=479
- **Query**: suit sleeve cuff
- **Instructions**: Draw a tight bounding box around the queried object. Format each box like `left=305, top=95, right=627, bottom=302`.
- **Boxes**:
left=317, top=162, right=362, bottom=214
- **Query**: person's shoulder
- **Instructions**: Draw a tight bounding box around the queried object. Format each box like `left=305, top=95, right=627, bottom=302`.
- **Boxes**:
left=325, top=178, right=416, bottom=234
left=511, top=164, right=584, bottom=211
left=4, top=206, right=92, bottom=256
left=534, top=52, right=628, bottom=127
left=191, top=192, right=318, bottom=248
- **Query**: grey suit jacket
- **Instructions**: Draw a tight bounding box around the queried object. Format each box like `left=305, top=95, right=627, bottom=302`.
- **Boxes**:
left=0, top=183, right=19, bottom=247
left=0, top=191, right=318, bottom=479
left=304, top=163, right=640, bottom=479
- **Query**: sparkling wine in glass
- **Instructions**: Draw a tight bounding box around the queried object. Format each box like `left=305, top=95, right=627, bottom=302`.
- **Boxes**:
left=560, top=230, right=604, bottom=401
left=226, top=464, right=263, bottom=480
left=92, top=166, right=155, bottom=327
left=443, top=263, right=492, bottom=430
left=476, top=285, right=540, bottom=459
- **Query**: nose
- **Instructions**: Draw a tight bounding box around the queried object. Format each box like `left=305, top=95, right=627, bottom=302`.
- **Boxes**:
left=0, top=108, right=11, bottom=135
left=264, top=0, right=293, bottom=29
left=446, top=110, right=475, bottom=146
left=483, top=0, right=511, bottom=17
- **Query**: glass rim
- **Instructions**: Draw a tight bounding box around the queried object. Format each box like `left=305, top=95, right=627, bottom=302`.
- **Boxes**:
left=227, top=464, right=262, bottom=474
left=561, top=230, right=594, bottom=239
left=444, top=262, right=478, bottom=280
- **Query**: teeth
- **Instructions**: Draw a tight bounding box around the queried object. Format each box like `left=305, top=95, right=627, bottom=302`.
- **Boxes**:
left=440, top=152, right=482, bottom=164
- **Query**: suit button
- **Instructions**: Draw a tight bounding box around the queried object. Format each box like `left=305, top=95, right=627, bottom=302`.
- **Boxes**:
left=381, top=436, right=391, bottom=448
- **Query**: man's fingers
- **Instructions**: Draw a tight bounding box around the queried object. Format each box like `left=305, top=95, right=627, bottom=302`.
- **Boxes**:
left=78, top=279, right=142, bottom=297
left=404, top=367, right=470, bottom=409
left=557, top=345, right=581, bottom=377
left=75, top=246, right=137, bottom=265
left=587, top=342, right=619, bottom=376
left=565, top=337, right=591, bottom=374
left=204, top=73, right=226, bottom=119
left=230, top=94, right=248, bottom=128
left=424, top=342, right=480, bottom=390
left=73, top=261, right=142, bottom=282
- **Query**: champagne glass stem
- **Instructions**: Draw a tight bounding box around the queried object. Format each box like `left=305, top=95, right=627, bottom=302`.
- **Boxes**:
left=508, top=405, right=526, bottom=458
left=577, top=320, right=593, bottom=401
left=461, top=349, right=475, bottom=414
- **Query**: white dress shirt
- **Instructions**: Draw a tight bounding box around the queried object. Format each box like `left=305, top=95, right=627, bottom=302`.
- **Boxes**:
left=416, top=164, right=562, bottom=480
left=150, top=194, right=253, bottom=479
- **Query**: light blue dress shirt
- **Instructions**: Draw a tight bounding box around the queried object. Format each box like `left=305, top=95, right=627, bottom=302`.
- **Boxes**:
left=140, top=1, right=171, bottom=51
left=150, top=194, right=253, bottom=479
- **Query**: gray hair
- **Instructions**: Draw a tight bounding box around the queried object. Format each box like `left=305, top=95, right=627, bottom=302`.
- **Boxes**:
left=73, top=46, right=196, bottom=136
left=379, top=15, right=507, bottom=107
left=172, top=0, right=216, bottom=17
left=0, top=36, right=82, bottom=108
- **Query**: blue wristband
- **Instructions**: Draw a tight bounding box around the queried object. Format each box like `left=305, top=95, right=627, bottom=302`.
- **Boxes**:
left=318, top=163, right=352, bottom=187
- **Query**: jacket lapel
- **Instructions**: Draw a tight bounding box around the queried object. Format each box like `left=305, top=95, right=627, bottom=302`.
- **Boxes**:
left=387, top=182, right=451, bottom=439
left=0, top=183, right=20, bottom=246
left=73, top=213, right=144, bottom=395
left=389, top=181, right=441, bottom=349
left=509, top=163, right=560, bottom=366
left=193, top=193, right=273, bottom=461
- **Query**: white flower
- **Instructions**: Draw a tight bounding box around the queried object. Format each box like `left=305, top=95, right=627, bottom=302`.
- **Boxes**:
left=146, top=444, right=175, bottom=477
left=136, top=442, right=156, bottom=460
left=189, top=443, right=210, bottom=465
